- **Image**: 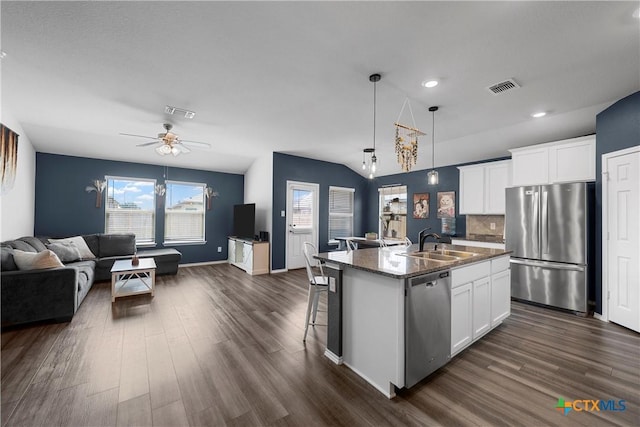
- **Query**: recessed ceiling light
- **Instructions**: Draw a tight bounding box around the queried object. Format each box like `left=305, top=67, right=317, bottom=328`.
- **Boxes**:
left=0, top=51, right=6, bottom=59
left=422, top=80, right=438, bottom=88
left=531, top=111, right=547, bottom=118
left=633, top=8, right=640, bottom=18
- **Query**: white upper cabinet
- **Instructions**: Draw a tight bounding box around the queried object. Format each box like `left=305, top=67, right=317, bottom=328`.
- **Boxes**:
left=459, top=160, right=511, bottom=215
left=510, top=135, right=595, bottom=186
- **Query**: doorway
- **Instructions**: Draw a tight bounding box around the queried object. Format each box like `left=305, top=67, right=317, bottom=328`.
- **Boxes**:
left=602, top=146, right=640, bottom=332
left=286, top=181, right=319, bottom=270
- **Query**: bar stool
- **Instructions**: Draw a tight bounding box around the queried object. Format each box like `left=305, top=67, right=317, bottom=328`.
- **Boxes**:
left=302, top=242, right=329, bottom=341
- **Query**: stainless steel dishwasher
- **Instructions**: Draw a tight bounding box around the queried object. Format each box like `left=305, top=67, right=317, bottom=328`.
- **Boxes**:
left=405, top=270, right=451, bottom=388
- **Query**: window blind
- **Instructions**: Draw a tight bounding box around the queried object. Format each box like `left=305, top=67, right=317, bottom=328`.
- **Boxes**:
left=329, top=186, right=354, bottom=240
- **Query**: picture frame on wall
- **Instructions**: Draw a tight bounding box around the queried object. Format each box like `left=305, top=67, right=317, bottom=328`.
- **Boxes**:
left=412, top=193, right=429, bottom=219
left=437, top=191, right=456, bottom=219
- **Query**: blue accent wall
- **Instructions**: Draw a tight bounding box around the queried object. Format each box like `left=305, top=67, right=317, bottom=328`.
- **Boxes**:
left=35, top=153, right=244, bottom=264
left=271, top=153, right=369, bottom=270
left=594, top=91, right=640, bottom=314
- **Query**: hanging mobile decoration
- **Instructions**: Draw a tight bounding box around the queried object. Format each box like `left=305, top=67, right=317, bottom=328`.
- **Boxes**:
left=394, top=98, right=424, bottom=172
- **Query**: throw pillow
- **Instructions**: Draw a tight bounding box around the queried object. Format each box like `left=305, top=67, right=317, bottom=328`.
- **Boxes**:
left=46, top=241, right=82, bottom=263
left=49, top=236, right=96, bottom=260
left=13, top=249, right=64, bottom=271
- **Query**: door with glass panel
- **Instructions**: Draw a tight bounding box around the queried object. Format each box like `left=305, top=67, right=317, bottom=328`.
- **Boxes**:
left=286, top=181, right=319, bottom=270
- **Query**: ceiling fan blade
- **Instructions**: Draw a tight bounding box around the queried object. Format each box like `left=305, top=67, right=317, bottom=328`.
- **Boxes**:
left=177, top=144, right=191, bottom=154
left=119, top=132, right=158, bottom=140
left=180, top=140, right=211, bottom=149
left=136, top=141, right=161, bottom=147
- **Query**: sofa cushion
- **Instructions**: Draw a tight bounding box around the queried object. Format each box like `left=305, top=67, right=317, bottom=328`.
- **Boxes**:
left=8, top=240, right=38, bottom=252
left=13, top=249, right=64, bottom=271
left=17, top=236, right=48, bottom=252
left=66, top=260, right=96, bottom=303
left=1, top=246, right=17, bottom=271
left=46, top=241, right=82, bottom=263
left=49, top=236, right=96, bottom=260
left=82, top=234, right=100, bottom=259
left=99, top=234, right=135, bottom=257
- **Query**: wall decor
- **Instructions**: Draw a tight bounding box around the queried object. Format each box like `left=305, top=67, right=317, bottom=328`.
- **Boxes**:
left=394, top=98, right=424, bottom=172
left=1, top=124, right=19, bottom=194
left=412, top=192, right=429, bottom=219
left=85, top=179, right=106, bottom=208
left=437, top=191, right=456, bottom=219
left=155, top=183, right=166, bottom=207
left=205, top=186, right=219, bottom=210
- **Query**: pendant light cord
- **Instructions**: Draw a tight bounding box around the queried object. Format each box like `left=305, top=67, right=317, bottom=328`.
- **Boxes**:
left=431, top=109, right=435, bottom=170
left=373, top=79, right=377, bottom=152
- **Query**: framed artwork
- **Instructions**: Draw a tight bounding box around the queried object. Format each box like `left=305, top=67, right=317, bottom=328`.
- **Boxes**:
left=437, top=191, right=456, bottom=219
left=1, top=124, right=19, bottom=194
left=412, top=193, right=429, bottom=219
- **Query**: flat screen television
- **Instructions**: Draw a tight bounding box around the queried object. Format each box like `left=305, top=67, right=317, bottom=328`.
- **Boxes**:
left=233, top=203, right=256, bottom=240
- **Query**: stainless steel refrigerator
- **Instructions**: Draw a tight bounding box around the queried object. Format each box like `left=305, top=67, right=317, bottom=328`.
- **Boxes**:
left=505, top=182, right=594, bottom=313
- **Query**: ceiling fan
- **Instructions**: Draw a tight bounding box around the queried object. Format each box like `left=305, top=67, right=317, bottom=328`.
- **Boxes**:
left=120, top=123, right=211, bottom=156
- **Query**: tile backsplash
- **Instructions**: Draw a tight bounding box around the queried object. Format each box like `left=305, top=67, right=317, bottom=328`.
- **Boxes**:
left=466, top=215, right=505, bottom=240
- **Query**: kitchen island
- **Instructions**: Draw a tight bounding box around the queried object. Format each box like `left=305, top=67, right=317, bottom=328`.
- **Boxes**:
left=315, top=243, right=511, bottom=398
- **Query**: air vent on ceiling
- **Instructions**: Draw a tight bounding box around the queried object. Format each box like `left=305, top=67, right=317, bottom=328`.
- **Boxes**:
left=486, top=78, right=521, bottom=95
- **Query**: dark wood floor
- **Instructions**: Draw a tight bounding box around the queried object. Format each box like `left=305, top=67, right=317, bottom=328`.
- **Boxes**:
left=2, top=264, right=639, bottom=426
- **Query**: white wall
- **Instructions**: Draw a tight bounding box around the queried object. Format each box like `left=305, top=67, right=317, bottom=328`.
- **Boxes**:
left=244, top=153, right=273, bottom=264
left=0, top=111, right=36, bottom=240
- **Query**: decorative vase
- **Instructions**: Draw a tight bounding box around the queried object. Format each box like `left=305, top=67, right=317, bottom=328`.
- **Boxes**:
left=131, top=254, right=139, bottom=266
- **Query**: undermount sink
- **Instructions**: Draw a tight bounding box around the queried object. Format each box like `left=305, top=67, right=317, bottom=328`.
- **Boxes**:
left=429, top=249, right=478, bottom=259
left=398, top=249, right=479, bottom=263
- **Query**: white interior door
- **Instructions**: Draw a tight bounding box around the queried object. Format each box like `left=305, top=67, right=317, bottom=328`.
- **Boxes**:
left=286, top=181, right=319, bottom=270
left=605, top=149, right=640, bottom=332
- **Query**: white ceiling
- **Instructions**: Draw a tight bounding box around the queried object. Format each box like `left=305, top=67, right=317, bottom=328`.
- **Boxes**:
left=2, top=1, right=639, bottom=177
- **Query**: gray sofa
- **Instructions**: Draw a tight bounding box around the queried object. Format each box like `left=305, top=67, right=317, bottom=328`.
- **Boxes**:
left=1, top=233, right=181, bottom=328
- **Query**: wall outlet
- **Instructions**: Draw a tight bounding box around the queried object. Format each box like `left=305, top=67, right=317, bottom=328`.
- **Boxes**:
left=329, top=277, right=336, bottom=293
left=490, top=222, right=496, bottom=230
left=217, top=246, right=222, bottom=252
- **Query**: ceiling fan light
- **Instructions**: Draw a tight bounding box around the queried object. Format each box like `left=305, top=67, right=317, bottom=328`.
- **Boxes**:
left=155, top=146, right=166, bottom=155
left=171, top=146, right=180, bottom=156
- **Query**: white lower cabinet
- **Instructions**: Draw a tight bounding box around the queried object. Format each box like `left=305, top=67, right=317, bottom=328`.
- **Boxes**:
left=472, top=276, right=491, bottom=339
left=451, top=256, right=511, bottom=357
left=491, top=262, right=511, bottom=326
left=451, top=283, right=473, bottom=355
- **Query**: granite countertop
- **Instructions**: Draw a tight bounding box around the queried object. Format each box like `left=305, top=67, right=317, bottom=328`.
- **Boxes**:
left=315, top=243, right=511, bottom=279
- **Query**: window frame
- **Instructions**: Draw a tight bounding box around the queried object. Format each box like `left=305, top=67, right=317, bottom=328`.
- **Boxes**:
left=328, top=185, right=355, bottom=243
left=163, top=179, right=207, bottom=245
left=104, top=176, right=157, bottom=245
left=378, top=185, right=408, bottom=239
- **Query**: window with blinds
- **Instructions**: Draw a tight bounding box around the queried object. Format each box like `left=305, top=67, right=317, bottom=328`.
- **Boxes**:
left=165, top=181, right=206, bottom=243
left=105, top=177, right=156, bottom=243
left=379, top=185, right=407, bottom=239
left=328, top=186, right=355, bottom=241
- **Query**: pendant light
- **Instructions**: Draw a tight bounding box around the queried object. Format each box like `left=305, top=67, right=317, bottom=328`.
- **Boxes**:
left=363, top=73, right=381, bottom=179
left=427, top=106, right=439, bottom=185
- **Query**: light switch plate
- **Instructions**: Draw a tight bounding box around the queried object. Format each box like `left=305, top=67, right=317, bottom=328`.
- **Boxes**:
left=281, top=210, right=286, bottom=217
left=217, top=246, right=222, bottom=252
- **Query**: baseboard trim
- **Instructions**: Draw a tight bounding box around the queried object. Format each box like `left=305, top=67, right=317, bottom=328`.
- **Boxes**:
left=179, top=260, right=228, bottom=268
left=270, top=268, right=288, bottom=274
left=593, top=312, right=607, bottom=322
left=324, top=349, right=343, bottom=365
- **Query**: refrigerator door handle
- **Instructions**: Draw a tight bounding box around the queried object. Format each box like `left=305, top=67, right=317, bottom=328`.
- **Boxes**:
left=510, top=258, right=586, bottom=272
left=533, top=191, right=539, bottom=256
left=541, top=190, right=548, bottom=255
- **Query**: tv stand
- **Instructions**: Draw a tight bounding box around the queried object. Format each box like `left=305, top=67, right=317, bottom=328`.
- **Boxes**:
left=228, top=237, right=269, bottom=275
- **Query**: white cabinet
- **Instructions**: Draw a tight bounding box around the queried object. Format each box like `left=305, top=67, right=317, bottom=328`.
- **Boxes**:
left=472, top=277, right=491, bottom=339
left=228, top=237, right=269, bottom=275
left=510, top=135, right=595, bottom=186
left=458, top=160, right=510, bottom=214
left=490, top=256, right=511, bottom=327
left=451, top=257, right=511, bottom=356
left=459, top=165, right=485, bottom=214
left=451, top=283, right=473, bottom=355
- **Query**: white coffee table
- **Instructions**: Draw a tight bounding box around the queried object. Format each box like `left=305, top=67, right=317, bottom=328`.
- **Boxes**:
left=110, top=258, right=156, bottom=302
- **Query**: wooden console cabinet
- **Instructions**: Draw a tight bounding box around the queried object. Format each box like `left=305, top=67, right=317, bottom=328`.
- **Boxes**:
left=228, top=237, right=269, bottom=275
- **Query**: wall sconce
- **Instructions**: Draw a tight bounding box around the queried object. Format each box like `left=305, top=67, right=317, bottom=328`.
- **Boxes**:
left=205, top=186, right=219, bottom=211
left=85, top=179, right=106, bottom=208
